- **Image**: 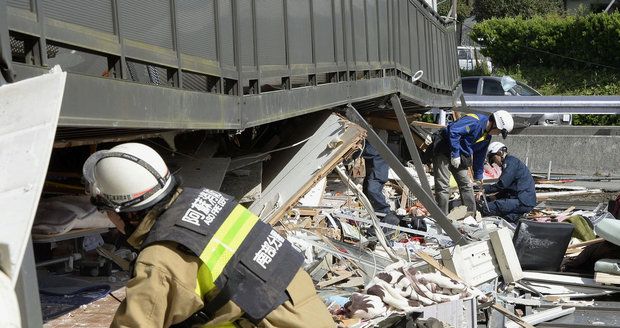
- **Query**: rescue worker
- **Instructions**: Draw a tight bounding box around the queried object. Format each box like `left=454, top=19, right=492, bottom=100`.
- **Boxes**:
left=431, top=110, right=514, bottom=215
left=82, top=143, right=335, bottom=328
left=477, top=142, right=536, bottom=222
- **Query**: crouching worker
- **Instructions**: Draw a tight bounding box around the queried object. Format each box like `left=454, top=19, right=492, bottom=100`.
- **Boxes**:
left=83, top=143, right=335, bottom=328
left=478, top=142, right=536, bottom=223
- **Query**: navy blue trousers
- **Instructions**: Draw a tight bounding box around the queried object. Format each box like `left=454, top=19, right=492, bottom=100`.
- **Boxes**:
left=362, top=142, right=390, bottom=214
left=485, top=197, right=534, bottom=223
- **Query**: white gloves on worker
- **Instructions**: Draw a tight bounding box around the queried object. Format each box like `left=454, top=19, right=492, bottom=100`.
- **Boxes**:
left=450, top=157, right=461, bottom=168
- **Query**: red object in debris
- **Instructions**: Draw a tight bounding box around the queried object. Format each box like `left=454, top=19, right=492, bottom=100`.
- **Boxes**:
left=337, top=247, right=349, bottom=254
left=410, top=236, right=425, bottom=244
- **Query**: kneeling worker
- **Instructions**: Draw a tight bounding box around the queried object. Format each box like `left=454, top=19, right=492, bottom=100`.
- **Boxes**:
left=83, top=143, right=334, bottom=328
left=479, top=142, right=536, bottom=222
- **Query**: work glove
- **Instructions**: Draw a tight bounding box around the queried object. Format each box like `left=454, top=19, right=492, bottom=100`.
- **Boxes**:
left=450, top=156, right=461, bottom=168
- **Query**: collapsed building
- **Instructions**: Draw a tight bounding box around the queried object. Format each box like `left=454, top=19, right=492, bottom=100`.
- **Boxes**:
left=1, top=0, right=620, bottom=327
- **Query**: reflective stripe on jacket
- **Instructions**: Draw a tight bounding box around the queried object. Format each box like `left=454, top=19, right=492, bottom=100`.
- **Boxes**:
left=143, top=187, right=304, bottom=325
left=442, top=113, right=491, bottom=179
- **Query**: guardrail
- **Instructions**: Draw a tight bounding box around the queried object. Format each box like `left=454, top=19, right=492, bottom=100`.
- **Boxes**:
left=1, top=0, right=460, bottom=129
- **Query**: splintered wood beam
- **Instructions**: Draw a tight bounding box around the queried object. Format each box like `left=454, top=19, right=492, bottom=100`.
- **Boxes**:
left=248, top=113, right=366, bottom=225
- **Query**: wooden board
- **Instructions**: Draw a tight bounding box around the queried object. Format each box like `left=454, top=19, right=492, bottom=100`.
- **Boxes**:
left=595, top=272, right=620, bottom=285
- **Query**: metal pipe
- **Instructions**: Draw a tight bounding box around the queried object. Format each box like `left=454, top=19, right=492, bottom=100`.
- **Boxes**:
left=36, top=253, right=82, bottom=268
left=334, top=165, right=401, bottom=262
left=460, top=95, right=620, bottom=115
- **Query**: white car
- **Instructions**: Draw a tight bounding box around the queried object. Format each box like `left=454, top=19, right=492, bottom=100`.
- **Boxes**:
left=462, top=76, right=573, bottom=126
left=457, top=46, right=493, bottom=73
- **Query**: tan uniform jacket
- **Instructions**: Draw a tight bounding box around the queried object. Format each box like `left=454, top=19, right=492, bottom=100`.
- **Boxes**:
left=111, top=218, right=334, bottom=328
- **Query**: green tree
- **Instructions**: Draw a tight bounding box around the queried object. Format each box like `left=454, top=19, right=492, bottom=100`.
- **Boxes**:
left=438, top=1, right=472, bottom=23
left=472, top=0, right=562, bottom=21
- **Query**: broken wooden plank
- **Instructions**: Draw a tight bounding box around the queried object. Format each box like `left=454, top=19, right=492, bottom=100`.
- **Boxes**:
left=505, top=306, right=575, bottom=328
left=316, top=271, right=354, bottom=288
left=595, top=272, right=620, bottom=285
left=536, top=189, right=603, bottom=200
left=489, top=304, right=536, bottom=328
left=490, top=228, right=524, bottom=283
left=566, top=237, right=604, bottom=250
left=249, top=113, right=365, bottom=224
left=499, top=296, right=542, bottom=307
left=336, top=277, right=365, bottom=288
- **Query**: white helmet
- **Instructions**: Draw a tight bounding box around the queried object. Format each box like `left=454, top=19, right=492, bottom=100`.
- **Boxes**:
left=492, top=110, right=514, bottom=139
left=83, top=143, right=175, bottom=212
left=487, top=142, right=507, bottom=156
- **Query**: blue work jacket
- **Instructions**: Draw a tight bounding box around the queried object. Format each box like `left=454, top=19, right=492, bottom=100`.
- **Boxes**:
left=443, top=113, right=491, bottom=180
left=484, top=155, right=537, bottom=207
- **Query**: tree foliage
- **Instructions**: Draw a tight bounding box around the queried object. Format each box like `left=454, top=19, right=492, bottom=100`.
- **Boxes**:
left=470, top=12, right=620, bottom=69
left=472, top=0, right=562, bottom=21
left=490, top=66, right=620, bottom=126
left=437, top=1, right=472, bottom=23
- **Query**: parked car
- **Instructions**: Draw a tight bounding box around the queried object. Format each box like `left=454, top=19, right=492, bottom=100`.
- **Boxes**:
left=461, top=76, right=573, bottom=126
left=457, top=46, right=493, bottom=73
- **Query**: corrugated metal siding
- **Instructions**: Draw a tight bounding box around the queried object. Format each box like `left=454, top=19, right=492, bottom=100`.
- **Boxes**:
left=439, top=30, right=446, bottom=87
left=377, top=0, right=388, bottom=63
left=182, top=70, right=207, bottom=91
left=238, top=1, right=255, bottom=67
left=351, top=0, right=366, bottom=63
left=365, top=0, right=378, bottom=62
left=43, top=0, right=114, bottom=34
left=416, top=10, right=426, bottom=74
left=256, top=0, right=285, bottom=66
left=176, top=0, right=217, bottom=61
left=7, top=0, right=31, bottom=11
left=333, top=0, right=344, bottom=63
left=119, top=0, right=173, bottom=49
left=218, top=0, right=235, bottom=67
left=314, top=0, right=335, bottom=64
left=408, top=5, right=419, bottom=70
left=343, top=0, right=353, bottom=63
left=425, top=20, right=432, bottom=83
left=287, top=0, right=312, bottom=65
left=431, top=24, right=438, bottom=86
left=398, top=0, right=409, bottom=71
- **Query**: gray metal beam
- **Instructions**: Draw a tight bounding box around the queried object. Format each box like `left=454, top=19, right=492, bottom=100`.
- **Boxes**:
left=13, top=64, right=458, bottom=129
left=460, top=95, right=620, bottom=115
left=390, top=94, right=432, bottom=195
left=345, top=105, right=467, bottom=245
left=0, top=0, right=13, bottom=84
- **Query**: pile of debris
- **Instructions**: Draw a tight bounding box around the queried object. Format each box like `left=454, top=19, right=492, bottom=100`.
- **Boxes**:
left=254, top=112, right=620, bottom=327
